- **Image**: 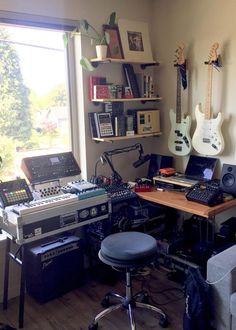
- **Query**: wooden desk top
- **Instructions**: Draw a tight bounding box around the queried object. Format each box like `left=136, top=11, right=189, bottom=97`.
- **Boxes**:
left=136, top=189, right=236, bottom=218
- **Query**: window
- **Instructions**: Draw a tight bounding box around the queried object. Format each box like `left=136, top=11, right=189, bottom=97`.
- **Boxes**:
left=0, top=18, right=78, bottom=181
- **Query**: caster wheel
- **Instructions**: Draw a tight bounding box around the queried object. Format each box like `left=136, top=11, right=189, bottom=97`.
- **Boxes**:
left=101, top=296, right=110, bottom=308
left=88, top=322, right=98, bottom=330
left=140, top=293, right=149, bottom=304
left=159, top=315, right=169, bottom=328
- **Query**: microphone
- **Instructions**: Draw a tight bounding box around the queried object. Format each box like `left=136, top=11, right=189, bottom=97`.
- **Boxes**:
left=133, top=154, right=151, bottom=168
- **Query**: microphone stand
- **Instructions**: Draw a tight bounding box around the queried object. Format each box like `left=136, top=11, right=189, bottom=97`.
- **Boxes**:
left=100, top=143, right=149, bottom=185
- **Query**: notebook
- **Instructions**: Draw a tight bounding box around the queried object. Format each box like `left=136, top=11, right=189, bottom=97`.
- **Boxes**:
left=154, top=155, right=218, bottom=187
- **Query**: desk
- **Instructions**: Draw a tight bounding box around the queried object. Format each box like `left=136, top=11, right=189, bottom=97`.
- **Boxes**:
left=136, top=189, right=236, bottom=218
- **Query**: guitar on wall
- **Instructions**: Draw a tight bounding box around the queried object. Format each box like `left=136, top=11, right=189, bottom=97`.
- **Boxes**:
left=168, top=44, right=192, bottom=156
left=192, top=42, right=224, bottom=156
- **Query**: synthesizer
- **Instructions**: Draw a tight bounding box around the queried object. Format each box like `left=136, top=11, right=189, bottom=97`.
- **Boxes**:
left=12, top=193, right=78, bottom=216
left=0, top=193, right=111, bottom=244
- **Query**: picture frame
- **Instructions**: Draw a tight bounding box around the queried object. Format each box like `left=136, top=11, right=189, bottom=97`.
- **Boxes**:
left=118, top=19, right=154, bottom=62
left=103, top=24, right=124, bottom=59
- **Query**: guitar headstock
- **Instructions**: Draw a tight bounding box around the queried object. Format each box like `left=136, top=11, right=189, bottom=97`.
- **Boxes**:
left=206, top=42, right=219, bottom=65
left=174, top=43, right=185, bottom=66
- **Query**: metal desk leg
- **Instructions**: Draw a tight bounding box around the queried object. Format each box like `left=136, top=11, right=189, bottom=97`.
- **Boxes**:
left=3, top=236, right=11, bottom=310
left=19, top=245, right=26, bottom=329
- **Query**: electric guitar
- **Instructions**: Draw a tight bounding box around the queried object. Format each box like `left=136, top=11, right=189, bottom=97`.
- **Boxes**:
left=168, top=44, right=192, bottom=156
left=192, top=43, right=224, bottom=156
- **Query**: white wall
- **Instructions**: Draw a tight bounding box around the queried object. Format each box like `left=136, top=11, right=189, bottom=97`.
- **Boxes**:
left=2, top=0, right=236, bottom=299
left=152, top=0, right=236, bottom=174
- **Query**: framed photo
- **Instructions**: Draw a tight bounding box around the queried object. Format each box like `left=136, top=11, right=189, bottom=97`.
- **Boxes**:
left=118, top=19, right=154, bottom=62
left=103, top=25, right=124, bottom=59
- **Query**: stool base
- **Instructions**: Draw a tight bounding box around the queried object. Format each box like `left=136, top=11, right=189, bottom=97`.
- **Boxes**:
left=88, top=271, right=168, bottom=330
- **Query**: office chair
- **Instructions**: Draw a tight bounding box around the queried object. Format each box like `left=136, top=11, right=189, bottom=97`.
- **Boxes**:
left=88, top=231, right=168, bottom=330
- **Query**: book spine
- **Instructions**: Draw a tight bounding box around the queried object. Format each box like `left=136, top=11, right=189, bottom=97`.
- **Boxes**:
left=93, top=113, right=101, bottom=138
left=88, top=113, right=98, bottom=138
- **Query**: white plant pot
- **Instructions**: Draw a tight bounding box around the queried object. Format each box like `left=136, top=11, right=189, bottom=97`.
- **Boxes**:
left=96, top=45, right=108, bottom=60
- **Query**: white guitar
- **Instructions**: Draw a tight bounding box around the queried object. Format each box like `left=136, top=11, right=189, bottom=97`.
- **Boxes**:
left=192, top=43, right=224, bottom=156
left=168, top=44, right=192, bottom=156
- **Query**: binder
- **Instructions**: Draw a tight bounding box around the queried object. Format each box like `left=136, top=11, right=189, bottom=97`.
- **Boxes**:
left=122, top=64, right=140, bottom=98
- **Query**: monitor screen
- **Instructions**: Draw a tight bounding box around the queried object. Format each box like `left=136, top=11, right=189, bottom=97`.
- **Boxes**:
left=185, top=155, right=218, bottom=180
left=147, top=154, right=173, bottom=178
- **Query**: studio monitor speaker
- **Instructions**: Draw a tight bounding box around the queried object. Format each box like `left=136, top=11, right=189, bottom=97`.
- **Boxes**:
left=147, top=154, right=174, bottom=179
left=220, top=164, right=236, bottom=196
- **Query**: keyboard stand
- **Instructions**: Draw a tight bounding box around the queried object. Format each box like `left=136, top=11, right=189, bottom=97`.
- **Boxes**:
left=3, top=236, right=26, bottom=328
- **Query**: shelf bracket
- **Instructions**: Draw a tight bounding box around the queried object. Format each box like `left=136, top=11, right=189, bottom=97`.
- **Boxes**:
left=140, top=62, right=160, bottom=70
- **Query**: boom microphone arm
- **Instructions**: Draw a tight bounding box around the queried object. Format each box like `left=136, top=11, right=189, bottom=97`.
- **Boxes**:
left=100, top=143, right=150, bottom=184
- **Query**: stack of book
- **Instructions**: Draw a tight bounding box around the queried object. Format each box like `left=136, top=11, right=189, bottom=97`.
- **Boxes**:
left=136, top=73, right=154, bottom=98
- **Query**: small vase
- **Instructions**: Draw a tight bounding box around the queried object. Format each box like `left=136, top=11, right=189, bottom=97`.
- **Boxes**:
left=96, top=45, right=108, bottom=60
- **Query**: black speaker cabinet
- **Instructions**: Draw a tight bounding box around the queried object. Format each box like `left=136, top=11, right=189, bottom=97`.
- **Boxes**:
left=147, top=154, right=173, bottom=179
left=220, top=164, right=236, bottom=196
left=25, top=236, right=84, bottom=303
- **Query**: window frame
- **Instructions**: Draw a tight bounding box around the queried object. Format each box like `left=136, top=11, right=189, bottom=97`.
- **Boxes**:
left=0, top=10, right=81, bottom=164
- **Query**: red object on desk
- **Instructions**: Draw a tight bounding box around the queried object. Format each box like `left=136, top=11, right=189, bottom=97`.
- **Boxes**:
left=134, top=184, right=152, bottom=192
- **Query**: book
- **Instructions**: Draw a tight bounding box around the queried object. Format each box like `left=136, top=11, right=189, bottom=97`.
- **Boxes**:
left=136, top=73, right=154, bottom=98
left=136, top=73, right=145, bottom=97
left=89, top=76, right=106, bottom=100
left=88, top=112, right=98, bottom=138
left=122, top=64, right=140, bottom=98
left=93, top=85, right=110, bottom=99
left=114, top=115, right=126, bottom=136
left=127, top=109, right=138, bottom=133
left=126, top=115, right=135, bottom=132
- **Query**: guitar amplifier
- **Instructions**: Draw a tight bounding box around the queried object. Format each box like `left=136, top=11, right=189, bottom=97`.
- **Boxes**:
left=25, top=235, right=84, bottom=303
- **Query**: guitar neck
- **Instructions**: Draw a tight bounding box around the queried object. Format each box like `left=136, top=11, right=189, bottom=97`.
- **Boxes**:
left=205, top=64, right=213, bottom=120
left=176, top=67, right=181, bottom=123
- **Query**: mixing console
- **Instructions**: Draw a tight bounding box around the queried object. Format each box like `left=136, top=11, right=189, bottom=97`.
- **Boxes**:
left=102, top=184, right=137, bottom=203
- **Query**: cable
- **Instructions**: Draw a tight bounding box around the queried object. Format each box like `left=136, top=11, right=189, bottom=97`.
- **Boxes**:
left=131, top=266, right=184, bottom=307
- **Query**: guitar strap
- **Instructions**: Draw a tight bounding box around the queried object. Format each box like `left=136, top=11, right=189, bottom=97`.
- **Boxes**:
left=179, top=62, right=187, bottom=89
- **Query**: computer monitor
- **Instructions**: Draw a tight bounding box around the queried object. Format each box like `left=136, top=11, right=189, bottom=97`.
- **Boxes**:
left=185, top=155, right=218, bottom=180
left=147, top=154, right=174, bottom=179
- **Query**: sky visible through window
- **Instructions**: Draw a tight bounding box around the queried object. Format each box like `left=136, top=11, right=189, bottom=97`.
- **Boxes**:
left=6, top=26, right=66, bottom=95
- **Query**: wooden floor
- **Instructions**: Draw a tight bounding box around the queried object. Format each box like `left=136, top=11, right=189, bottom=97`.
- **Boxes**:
left=0, top=266, right=185, bottom=330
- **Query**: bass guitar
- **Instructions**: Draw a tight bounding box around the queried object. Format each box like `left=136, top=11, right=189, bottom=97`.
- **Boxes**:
left=168, top=44, right=192, bottom=156
left=192, top=42, right=224, bottom=156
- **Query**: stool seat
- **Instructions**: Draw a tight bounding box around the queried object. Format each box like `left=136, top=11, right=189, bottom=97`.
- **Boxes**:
left=89, top=231, right=168, bottom=330
left=99, top=231, right=157, bottom=268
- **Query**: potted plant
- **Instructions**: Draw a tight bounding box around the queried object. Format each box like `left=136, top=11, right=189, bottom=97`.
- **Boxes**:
left=64, top=12, right=116, bottom=70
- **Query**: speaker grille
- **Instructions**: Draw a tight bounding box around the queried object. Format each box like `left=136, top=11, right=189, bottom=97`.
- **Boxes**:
left=220, top=164, right=236, bottom=196
left=222, top=173, right=235, bottom=187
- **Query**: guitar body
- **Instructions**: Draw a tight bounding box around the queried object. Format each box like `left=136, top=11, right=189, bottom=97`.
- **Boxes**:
left=168, top=109, right=192, bottom=156
left=192, top=103, right=224, bottom=155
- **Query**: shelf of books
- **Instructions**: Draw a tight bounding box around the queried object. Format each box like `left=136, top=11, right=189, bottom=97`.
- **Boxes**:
left=92, top=132, right=162, bottom=143
left=92, top=97, right=162, bottom=103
